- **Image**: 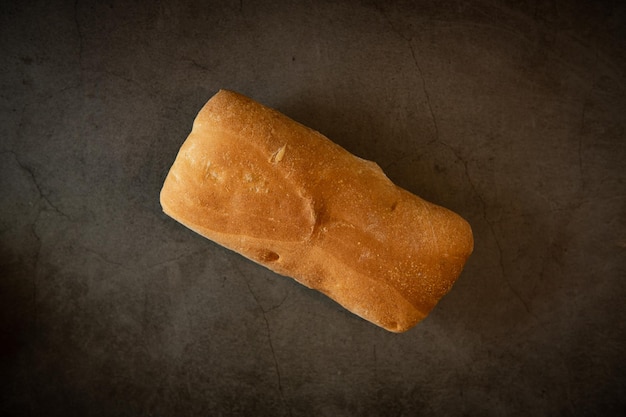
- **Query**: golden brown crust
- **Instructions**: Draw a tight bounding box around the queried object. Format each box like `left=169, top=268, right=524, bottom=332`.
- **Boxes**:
left=160, top=90, right=473, bottom=332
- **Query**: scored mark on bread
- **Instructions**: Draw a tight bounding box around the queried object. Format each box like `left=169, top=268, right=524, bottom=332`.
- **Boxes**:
left=270, top=144, right=287, bottom=163
left=203, top=160, right=224, bottom=182
left=243, top=171, right=269, bottom=193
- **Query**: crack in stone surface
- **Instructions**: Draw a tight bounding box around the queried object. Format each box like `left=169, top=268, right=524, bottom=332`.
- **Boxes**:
left=4, top=150, right=71, bottom=221
left=2, top=150, right=64, bottom=332
left=183, top=57, right=212, bottom=73
left=148, top=248, right=207, bottom=270
left=378, top=7, right=440, bottom=145
left=457, top=151, right=537, bottom=317
left=372, top=344, right=378, bottom=383
left=82, top=245, right=130, bottom=271
left=232, top=261, right=291, bottom=416
left=578, top=101, right=587, bottom=189
left=577, top=46, right=601, bottom=192
left=407, top=42, right=440, bottom=144
left=74, top=0, right=84, bottom=72
left=265, top=292, right=288, bottom=314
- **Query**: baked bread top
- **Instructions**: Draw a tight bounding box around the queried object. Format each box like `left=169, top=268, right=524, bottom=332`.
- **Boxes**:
left=160, top=90, right=473, bottom=332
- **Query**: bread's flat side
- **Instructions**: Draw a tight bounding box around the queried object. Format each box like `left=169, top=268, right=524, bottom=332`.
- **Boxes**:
left=160, top=90, right=474, bottom=332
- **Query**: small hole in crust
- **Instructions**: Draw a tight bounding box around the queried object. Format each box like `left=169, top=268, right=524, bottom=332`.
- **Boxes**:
left=390, top=201, right=398, bottom=211
left=257, top=250, right=280, bottom=262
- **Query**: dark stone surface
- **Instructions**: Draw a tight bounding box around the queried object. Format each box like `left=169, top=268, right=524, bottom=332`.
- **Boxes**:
left=1, top=0, right=625, bottom=415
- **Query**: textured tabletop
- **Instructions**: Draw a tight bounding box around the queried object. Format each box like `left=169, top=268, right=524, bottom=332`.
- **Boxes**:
left=1, top=0, right=625, bottom=415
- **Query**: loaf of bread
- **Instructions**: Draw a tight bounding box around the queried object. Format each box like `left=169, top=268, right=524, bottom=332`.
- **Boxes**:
left=160, top=90, right=473, bottom=332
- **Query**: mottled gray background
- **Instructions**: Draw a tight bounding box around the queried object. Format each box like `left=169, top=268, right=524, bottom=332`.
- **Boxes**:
left=1, top=0, right=625, bottom=415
